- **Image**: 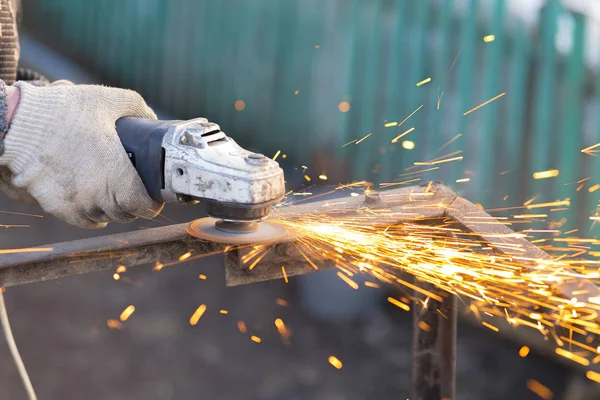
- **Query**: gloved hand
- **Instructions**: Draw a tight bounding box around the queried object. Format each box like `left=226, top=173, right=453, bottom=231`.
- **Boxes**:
left=0, top=80, right=164, bottom=228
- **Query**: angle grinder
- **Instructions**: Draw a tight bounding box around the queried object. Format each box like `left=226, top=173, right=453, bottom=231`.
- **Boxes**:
left=116, top=117, right=287, bottom=244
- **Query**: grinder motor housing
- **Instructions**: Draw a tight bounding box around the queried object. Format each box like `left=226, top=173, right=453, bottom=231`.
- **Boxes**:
left=115, top=117, right=285, bottom=222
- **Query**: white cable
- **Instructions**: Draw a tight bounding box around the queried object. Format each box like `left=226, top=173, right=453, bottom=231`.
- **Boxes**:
left=0, top=290, right=37, bottom=400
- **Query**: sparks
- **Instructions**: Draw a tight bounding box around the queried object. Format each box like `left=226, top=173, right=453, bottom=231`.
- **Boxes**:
left=106, top=319, right=122, bottom=330
left=0, top=247, right=53, bottom=254
left=526, top=379, right=553, bottom=400
left=337, top=271, right=359, bottom=289
left=234, top=100, right=245, bottom=111
left=119, top=305, right=135, bottom=322
left=555, top=347, right=590, bottom=366
left=328, top=356, right=343, bottom=369
left=267, top=187, right=600, bottom=370
left=533, top=169, right=559, bottom=180
left=482, top=321, right=499, bottom=332
left=355, top=133, right=372, bottom=145
left=582, top=142, right=600, bottom=154
left=416, top=77, right=431, bottom=86
left=251, top=335, right=261, bottom=343
left=190, top=304, right=207, bottom=326
left=414, top=156, right=463, bottom=166
left=586, top=370, right=600, bottom=383
left=463, top=92, right=506, bottom=116
left=387, top=297, right=410, bottom=312
left=402, top=140, right=415, bottom=150
left=338, top=101, right=350, bottom=113
left=281, top=266, right=289, bottom=283
left=276, top=298, right=289, bottom=307
left=153, top=262, right=164, bottom=271
left=391, top=127, right=415, bottom=144
left=398, top=104, right=424, bottom=127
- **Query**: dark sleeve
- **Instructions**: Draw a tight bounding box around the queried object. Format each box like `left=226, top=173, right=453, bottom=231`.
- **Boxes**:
left=0, top=0, right=18, bottom=85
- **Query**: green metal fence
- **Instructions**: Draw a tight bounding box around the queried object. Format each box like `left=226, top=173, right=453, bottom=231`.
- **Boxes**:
left=21, top=0, right=600, bottom=230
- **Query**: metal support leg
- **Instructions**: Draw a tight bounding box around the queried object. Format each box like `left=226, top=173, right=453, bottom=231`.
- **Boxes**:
left=412, top=282, right=457, bottom=400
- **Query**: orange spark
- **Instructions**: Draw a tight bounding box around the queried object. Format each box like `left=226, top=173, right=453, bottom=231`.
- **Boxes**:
left=106, top=319, right=122, bottom=330
left=416, top=77, right=431, bottom=86
left=328, top=356, right=343, bottom=369
left=387, top=297, right=410, bottom=312
left=119, top=305, right=136, bottom=322
left=482, top=322, right=499, bottom=332
left=276, top=298, right=289, bottom=307
left=355, top=133, right=372, bottom=145
left=153, top=262, right=164, bottom=271
left=391, top=127, right=415, bottom=144
left=533, top=169, right=559, bottom=180
left=0, top=247, right=52, bottom=254
left=398, top=104, right=424, bottom=127
left=586, top=370, right=600, bottom=383
left=555, top=347, right=590, bottom=366
left=526, top=379, right=553, bottom=400
left=519, top=346, right=530, bottom=357
left=234, top=100, right=246, bottom=111
left=418, top=321, right=432, bottom=332
left=463, top=92, right=506, bottom=116
left=336, top=271, right=359, bottom=289
left=581, top=143, right=600, bottom=154
left=190, top=304, right=207, bottom=326
left=338, top=102, right=351, bottom=113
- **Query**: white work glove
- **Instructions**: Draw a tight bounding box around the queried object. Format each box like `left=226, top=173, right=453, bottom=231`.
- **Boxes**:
left=0, top=80, right=164, bottom=228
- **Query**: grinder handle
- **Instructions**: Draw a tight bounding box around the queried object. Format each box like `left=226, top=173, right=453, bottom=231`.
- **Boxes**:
left=115, top=117, right=173, bottom=202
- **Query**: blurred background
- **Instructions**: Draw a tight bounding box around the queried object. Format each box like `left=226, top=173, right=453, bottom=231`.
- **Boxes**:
left=0, top=0, right=599, bottom=398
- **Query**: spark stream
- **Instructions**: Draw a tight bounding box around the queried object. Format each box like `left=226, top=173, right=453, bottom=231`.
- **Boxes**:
left=266, top=196, right=600, bottom=369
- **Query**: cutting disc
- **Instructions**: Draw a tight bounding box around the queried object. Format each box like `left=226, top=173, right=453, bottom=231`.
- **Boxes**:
left=186, top=217, right=287, bottom=244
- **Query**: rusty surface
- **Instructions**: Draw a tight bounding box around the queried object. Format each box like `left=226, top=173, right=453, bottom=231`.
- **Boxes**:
left=1, top=182, right=598, bottom=303
left=0, top=182, right=599, bottom=383
left=225, top=183, right=456, bottom=286
left=0, top=223, right=226, bottom=287
left=0, top=184, right=455, bottom=288
left=411, top=285, right=457, bottom=400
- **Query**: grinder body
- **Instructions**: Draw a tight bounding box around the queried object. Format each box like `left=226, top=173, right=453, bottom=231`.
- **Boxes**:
left=116, top=117, right=285, bottom=222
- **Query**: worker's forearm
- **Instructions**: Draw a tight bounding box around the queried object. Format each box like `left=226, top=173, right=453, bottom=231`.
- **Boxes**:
left=0, top=0, right=19, bottom=85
